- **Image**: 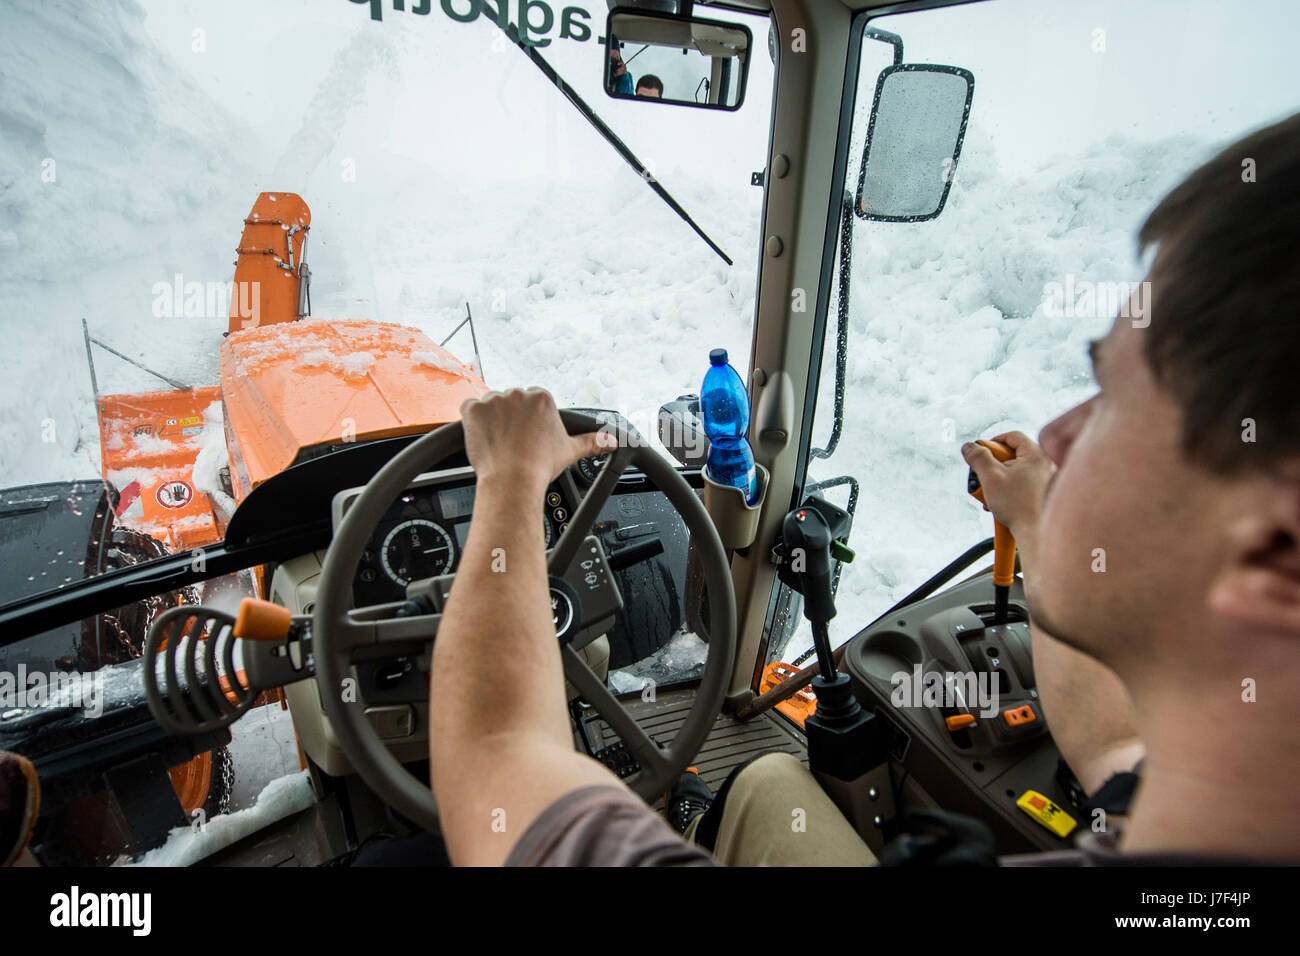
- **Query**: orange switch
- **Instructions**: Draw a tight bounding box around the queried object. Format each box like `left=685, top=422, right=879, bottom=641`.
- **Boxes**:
left=1002, top=704, right=1037, bottom=728
left=945, top=713, right=976, bottom=732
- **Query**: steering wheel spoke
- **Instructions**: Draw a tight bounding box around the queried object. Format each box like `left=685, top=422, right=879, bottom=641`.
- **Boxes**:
left=344, top=604, right=441, bottom=658
left=561, top=645, right=671, bottom=783
left=547, top=443, right=637, bottom=576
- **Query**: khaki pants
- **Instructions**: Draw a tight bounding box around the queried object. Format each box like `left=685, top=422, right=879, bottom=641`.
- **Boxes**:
left=683, top=752, right=877, bottom=866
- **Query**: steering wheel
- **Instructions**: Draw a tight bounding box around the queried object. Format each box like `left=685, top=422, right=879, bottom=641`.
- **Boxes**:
left=311, top=410, right=737, bottom=833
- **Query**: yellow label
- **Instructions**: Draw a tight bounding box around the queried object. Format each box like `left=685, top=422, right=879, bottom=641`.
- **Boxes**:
left=1016, top=790, right=1077, bottom=838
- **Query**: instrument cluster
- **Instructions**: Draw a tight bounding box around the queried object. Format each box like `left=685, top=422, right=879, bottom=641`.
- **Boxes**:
left=348, top=471, right=573, bottom=607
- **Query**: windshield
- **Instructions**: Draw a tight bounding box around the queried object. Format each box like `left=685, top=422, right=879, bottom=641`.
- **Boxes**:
left=0, top=0, right=773, bottom=865
left=2, top=0, right=773, bottom=499
left=773, top=0, right=1300, bottom=669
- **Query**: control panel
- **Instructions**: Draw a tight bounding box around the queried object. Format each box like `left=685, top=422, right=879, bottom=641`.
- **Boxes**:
left=842, top=575, right=1082, bottom=853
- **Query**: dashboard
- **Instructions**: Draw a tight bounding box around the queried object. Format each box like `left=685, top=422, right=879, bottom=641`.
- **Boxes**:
left=323, top=445, right=703, bottom=675
left=333, top=466, right=581, bottom=607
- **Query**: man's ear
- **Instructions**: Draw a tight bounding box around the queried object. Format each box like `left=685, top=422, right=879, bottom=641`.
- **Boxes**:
left=1207, top=493, right=1300, bottom=635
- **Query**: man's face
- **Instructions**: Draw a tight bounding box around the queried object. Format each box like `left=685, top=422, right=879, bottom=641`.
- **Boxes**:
left=635, top=85, right=661, bottom=99
left=1030, top=285, right=1235, bottom=672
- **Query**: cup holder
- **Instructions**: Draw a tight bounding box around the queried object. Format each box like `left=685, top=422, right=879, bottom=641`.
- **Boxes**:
left=702, top=463, right=769, bottom=550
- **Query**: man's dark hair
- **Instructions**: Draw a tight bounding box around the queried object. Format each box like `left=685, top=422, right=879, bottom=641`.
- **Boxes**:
left=636, top=75, right=664, bottom=95
left=1138, top=111, right=1300, bottom=474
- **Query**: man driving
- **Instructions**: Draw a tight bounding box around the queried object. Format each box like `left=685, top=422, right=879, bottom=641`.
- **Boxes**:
left=429, top=112, right=1300, bottom=866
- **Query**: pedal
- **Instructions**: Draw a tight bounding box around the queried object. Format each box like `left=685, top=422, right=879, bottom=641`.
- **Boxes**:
left=593, top=740, right=642, bottom=778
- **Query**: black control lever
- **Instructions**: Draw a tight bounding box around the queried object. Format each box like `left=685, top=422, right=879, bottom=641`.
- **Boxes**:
left=779, top=502, right=886, bottom=781
left=781, top=506, right=841, bottom=680
left=606, top=536, right=665, bottom=572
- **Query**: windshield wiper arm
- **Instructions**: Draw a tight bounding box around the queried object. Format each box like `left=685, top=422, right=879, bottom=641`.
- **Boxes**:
left=504, top=25, right=732, bottom=266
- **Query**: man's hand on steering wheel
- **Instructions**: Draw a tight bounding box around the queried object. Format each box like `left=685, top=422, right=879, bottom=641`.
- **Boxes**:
left=461, top=388, right=616, bottom=497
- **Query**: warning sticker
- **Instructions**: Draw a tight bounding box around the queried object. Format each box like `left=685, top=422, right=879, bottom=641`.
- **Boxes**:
left=156, top=479, right=195, bottom=510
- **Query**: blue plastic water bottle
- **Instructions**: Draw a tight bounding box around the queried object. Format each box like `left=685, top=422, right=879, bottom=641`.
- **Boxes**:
left=700, top=348, right=757, bottom=503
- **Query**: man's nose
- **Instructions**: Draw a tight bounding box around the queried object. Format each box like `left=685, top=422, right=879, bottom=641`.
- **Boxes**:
left=1039, top=397, right=1094, bottom=467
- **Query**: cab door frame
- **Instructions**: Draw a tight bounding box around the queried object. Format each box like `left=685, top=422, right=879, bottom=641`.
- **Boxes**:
left=727, top=0, right=863, bottom=704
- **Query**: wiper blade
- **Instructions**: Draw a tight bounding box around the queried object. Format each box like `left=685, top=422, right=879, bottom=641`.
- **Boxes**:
left=504, top=25, right=732, bottom=266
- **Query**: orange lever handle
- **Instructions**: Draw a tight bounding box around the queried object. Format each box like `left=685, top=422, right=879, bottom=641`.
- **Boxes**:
left=992, top=520, right=1017, bottom=588
left=968, top=439, right=1017, bottom=587
left=234, top=598, right=293, bottom=642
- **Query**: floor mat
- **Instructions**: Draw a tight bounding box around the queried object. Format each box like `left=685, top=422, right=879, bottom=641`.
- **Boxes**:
left=579, top=685, right=808, bottom=795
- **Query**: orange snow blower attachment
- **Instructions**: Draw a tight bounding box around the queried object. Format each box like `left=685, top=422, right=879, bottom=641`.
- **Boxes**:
left=219, top=319, right=487, bottom=498
left=96, top=386, right=224, bottom=552
left=92, top=190, right=487, bottom=553
left=218, top=191, right=487, bottom=498
left=227, top=192, right=312, bottom=334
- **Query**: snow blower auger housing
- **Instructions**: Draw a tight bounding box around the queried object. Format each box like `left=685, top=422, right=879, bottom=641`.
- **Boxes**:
left=93, top=191, right=488, bottom=568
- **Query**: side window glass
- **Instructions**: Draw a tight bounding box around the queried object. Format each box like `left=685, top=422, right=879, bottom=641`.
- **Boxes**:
left=766, top=0, right=1300, bottom=674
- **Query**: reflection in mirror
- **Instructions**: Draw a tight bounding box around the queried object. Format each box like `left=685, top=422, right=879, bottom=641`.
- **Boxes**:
left=857, top=64, right=974, bottom=222
left=605, top=9, right=751, bottom=110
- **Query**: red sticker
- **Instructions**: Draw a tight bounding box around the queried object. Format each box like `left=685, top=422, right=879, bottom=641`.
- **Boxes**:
left=115, top=480, right=142, bottom=517
left=156, top=479, right=195, bottom=510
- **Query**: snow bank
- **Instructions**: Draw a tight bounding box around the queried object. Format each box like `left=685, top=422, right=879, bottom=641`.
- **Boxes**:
left=0, top=0, right=245, bottom=487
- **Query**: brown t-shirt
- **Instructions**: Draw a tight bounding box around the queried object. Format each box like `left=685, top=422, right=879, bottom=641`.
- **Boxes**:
left=505, top=785, right=718, bottom=866
left=505, top=784, right=1264, bottom=867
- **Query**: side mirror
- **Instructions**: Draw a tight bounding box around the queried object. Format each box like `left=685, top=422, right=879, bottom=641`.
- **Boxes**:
left=658, top=394, right=708, bottom=467
left=605, top=7, right=751, bottom=110
left=856, top=64, right=974, bottom=222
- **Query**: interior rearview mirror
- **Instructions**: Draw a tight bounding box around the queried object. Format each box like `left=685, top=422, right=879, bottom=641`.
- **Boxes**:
left=605, top=7, right=751, bottom=110
left=856, top=64, right=974, bottom=222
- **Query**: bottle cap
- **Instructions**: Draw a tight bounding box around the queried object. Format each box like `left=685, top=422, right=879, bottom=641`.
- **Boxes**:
left=709, top=348, right=728, bottom=366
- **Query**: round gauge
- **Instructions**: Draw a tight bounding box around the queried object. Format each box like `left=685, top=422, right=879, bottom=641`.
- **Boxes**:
left=381, top=519, right=455, bottom=586
left=575, top=453, right=608, bottom=484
